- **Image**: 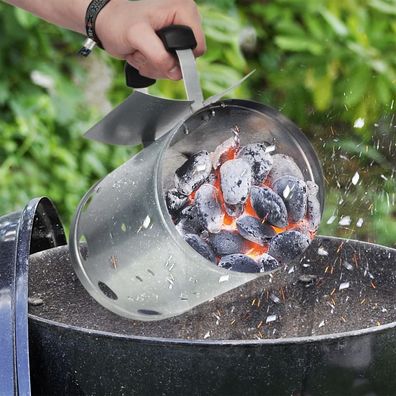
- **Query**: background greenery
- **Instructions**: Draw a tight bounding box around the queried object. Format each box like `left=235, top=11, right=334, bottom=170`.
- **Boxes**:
left=0, top=0, right=395, bottom=247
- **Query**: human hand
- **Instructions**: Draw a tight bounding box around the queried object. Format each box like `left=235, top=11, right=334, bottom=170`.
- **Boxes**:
left=95, top=0, right=206, bottom=81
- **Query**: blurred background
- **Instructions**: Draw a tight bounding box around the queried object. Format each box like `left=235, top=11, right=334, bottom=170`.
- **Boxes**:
left=0, top=0, right=395, bottom=247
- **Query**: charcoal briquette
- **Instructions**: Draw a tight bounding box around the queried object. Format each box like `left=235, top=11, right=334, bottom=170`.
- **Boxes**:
left=250, top=186, right=288, bottom=228
left=306, top=180, right=319, bottom=197
left=175, top=150, right=212, bottom=195
left=236, top=216, right=276, bottom=245
left=237, top=143, right=273, bottom=185
left=195, top=184, right=224, bottom=233
left=165, top=188, right=188, bottom=215
left=272, top=176, right=307, bottom=223
left=268, top=230, right=310, bottom=264
left=225, top=203, right=245, bottom=218
left=184, top=234, right=216, bottom=263
left=219, top=254, right=262, bottom=273
left=206, top=171, right=218, bottom=185
left=267, top=154, right=304, bottom=184
left=306, top=194, right=321, bottom=232
left=220, top=159, right=251, bottom=205
left=210, top=137, right=238, bottom=169
left=256, top=253, right=280, bottom=272
left=209, top=231, right=246, bottom=256
left=175, top=205, right=203, bottom=235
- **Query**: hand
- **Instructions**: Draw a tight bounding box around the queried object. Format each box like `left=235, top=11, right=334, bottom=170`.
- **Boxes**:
left=95, top=0, right=206, bottom=81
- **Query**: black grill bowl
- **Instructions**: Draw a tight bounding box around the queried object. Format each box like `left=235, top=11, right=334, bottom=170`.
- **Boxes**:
left=28, top=236, right=396, bottom=396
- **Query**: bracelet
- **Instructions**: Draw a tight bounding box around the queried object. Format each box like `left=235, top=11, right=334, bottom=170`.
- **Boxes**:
left=78, top=0, right=111, bottom=56
left=85, top=0, right=111, bottom=48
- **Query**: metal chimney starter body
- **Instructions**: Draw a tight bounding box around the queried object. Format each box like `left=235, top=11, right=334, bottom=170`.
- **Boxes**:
left=70, top=99, right=324, bottom=321
left=70, top=25, right=324, bottom=320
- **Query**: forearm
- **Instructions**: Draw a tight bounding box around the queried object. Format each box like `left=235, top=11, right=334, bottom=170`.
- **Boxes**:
left=4, top=0, right=89, bottom=34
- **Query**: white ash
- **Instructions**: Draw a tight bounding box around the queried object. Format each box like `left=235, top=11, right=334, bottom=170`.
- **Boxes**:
left=218, top=275, right=230, bottom=283
left=351, top=172, right=360, bottom=185
left=339, top=282, right=350, bottom=291
left=339, top=216, right=352, bottom=226
left=356, top=218, right=364, bottom=228
left=317, top=247, right=329, bottom=256
left=266, top=314, right=277, bottom=324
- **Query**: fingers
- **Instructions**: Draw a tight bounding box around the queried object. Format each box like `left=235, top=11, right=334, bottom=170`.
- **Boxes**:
left=126, top=23, right=182, bottom=80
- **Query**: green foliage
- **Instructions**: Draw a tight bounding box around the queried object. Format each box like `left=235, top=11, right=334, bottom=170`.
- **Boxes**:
left=240, top=0, right=396, bottom=128
left=0, top=3, right=135, bottom=223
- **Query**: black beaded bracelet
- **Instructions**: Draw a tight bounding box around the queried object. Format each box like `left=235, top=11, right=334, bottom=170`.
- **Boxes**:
left=85, top=0, right=112, bottom=48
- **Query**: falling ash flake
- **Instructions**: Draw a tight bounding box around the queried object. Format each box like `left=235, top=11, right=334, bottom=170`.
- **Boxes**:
left=356, top=218, right=364, bottom=228
left=266, top=314, right=277, bottom=324
left=327, top=215, right=337, bottom=225
left=288, top=266, right=295, bottom=274
left=204, top=331, right=210, bottom=339
left=283, top=185, right=291, bottom=199
left=342, top=261, right=353, bottom=271
left=317, top=247, right=329, bottom=256
left=318, top=320, right=325, bottom=328
left=351, top=172, right=360, bottom=185
left=270, top=294, right=280, bottom=304
left=339, top=216, right=351, bottom=226
left=219, top=275, right=230, bottom=283
left=265, top=145, right=276, bottom=153
left=381, top=174, right=388, bottom=181
left=353, top=118, right=365, bottom=129
left=339, top=282, right=350, bottom=291
left=142, top=215, right=151, bottom=229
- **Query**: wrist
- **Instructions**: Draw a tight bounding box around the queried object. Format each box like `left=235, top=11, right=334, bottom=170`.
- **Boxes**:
left=95, top=0, right=127, bottom=47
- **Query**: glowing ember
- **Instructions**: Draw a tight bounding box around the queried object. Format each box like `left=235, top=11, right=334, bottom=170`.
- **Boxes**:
left=167, top=130, right=322, bottom=273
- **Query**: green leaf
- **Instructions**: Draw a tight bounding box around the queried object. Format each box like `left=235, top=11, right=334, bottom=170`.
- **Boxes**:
left=274, top=36, right=324, bottom=55
left=320, top=9, right=349, bottom=37
left=369, top=0, right=396, bottom=15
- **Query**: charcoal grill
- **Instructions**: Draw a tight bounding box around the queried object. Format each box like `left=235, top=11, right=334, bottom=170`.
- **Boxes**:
left=28, top=236, right=396, bottom=395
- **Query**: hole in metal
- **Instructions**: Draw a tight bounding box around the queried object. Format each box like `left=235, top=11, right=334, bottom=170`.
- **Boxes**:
left=137, top=309, right=161, bottom=316
left=82, top=195, right=93, bottom=212
left=98, top=281, right=118, bottom=300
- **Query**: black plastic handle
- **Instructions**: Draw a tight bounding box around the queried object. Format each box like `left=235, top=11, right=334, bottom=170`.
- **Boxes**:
left=125, top=25, right=197, bottom=89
